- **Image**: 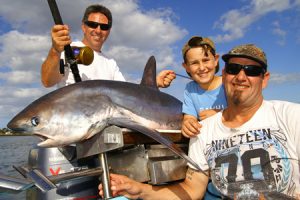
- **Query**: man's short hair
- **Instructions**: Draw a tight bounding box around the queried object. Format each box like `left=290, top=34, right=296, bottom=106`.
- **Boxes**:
left=82, top=4, right=113, bottom=27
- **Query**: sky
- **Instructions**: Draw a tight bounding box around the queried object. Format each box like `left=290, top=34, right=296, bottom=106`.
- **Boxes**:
left=0, top=0, right=300, bottom=128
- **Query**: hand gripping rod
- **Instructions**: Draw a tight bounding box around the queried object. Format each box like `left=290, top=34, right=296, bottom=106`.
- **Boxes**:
left=46, top=0, right=82, bottom=83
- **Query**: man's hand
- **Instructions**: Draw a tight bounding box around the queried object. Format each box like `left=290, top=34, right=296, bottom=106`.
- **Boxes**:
left=98, top=174, right=147, bottom=199
left=156, top=70, right=176, bottom=88
left=99, top=169, right=208, bottom=200
left=51, top=24, right=72, bottom=54
left=181, top=115, right=202, bottom=138
left=199, top=109, right=221, bottom=120
left=41, top=24, right=71, bottom=88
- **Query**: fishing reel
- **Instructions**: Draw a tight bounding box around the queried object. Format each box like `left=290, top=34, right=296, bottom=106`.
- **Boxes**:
left=60, top=46, right=94, bottom=75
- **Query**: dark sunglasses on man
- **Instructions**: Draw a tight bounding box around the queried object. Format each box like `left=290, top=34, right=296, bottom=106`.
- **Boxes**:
left=84, top=21, right=111, bottom=31
left=225, top=63, right=266, bottom=76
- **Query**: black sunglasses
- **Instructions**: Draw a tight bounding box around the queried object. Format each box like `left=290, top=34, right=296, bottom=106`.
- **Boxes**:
left=84, top=21, right=111, bottom=30
left=225, top=63, right=266, bottom=76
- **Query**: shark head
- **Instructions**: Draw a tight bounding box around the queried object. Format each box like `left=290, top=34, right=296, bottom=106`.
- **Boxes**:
left=7, top=86, right=109, bottom=147
left=7, top=94, right=60, bottom=146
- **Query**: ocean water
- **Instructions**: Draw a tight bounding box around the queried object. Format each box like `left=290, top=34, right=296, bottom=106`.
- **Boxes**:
left=0, top=136, right=39, bottom=200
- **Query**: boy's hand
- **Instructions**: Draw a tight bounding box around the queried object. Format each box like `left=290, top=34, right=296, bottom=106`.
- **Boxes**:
left=156, top=70, right=176, bottom=88
left=181, top=115, right=202, bottom=138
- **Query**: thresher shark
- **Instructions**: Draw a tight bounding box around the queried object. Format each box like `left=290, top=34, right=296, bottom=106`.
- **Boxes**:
left=1, top=56, right=196, bottom=199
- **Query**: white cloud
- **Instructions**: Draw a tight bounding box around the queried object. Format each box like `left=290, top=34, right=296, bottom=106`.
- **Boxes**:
left=0, top=31, right=50, bottom=72
left=213, top=0, right=290, bottom=42
left=95, top=0, right=187, bottom=78
left=13, top=88, right=45, bottom=98
left=271, top=21, right=286, bottom=45
left=269, top=73, right=300, bottom=83
left=109, top=5, right=183, bottom=48
left=0, top=86, right=49, bottom=103
left=214, top=9, right=257, bottom=42
left=0, top=86, right=51, bottom=128
left=272, top=22, right=286, bottom=36
left=0, top=71, right=39, bottom=84
left=0, top=0, right=91, bottom=35
left=252, top=0, right=290, bottom=14
left=102, top=0, right=186, bottom=74
left=0, top=86, right=50, bottom=123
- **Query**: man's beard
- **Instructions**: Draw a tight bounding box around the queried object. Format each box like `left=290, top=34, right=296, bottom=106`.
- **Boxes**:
left=232, top=90, right=242, bottom=105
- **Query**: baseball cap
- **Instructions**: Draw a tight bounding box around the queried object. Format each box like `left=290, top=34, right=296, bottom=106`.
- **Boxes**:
left=182, top=36, right=216, bottom=59
left=222, top=44, right=267, bottom=69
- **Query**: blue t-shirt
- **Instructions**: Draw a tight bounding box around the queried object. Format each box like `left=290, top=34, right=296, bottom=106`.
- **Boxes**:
left=182, top=80, right=227, bottom=120
left=182, top=80, right=227, bottom=199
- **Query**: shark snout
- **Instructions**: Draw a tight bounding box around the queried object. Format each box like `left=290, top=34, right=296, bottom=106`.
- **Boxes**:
left=7, top=118, right=28, bottom=133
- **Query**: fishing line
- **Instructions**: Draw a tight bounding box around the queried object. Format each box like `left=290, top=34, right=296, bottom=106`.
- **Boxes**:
left=175, top=73, right=192, bottom=80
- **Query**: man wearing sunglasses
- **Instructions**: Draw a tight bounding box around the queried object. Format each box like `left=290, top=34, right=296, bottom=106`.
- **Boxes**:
left=99, top=44, right=300, bottom=199
left=41, top=4, right=175, bottom=88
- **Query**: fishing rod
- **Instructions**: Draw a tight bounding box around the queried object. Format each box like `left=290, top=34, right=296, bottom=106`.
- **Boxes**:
left=46, top=0, right=82, bottom=83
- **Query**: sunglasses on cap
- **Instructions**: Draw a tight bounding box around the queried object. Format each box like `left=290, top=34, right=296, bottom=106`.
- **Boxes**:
left=225, top=63, right=266, bottom=76
left=188, top=37, right=213, bottom=49
left=188, top=36, right=204, bottom=46
left=84, top=21, right=111, bottom=30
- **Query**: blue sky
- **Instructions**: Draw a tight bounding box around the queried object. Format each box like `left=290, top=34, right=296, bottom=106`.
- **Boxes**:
left=0, top=0, right=300, bottom=128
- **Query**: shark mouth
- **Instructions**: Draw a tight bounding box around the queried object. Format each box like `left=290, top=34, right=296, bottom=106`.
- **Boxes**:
left=33, top=133, right=55, bottom=147
left=34, top=133, right=48, bottom=141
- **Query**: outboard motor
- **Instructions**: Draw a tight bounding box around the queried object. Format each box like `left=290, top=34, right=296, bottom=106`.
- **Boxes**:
left=26, top=146, right=100, bottom=199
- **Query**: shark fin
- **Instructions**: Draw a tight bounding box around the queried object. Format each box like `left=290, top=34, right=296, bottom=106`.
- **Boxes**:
left=107, top=118, right=204, bottom=173
left=140, top=56, right=159, bottom=90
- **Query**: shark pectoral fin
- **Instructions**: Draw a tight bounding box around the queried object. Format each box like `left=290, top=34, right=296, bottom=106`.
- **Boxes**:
left=107, top=118, right=204, bottom=173
left=84, top=121, right=106, bottom=140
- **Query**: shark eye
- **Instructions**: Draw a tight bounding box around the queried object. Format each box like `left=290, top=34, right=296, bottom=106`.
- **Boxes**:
left=31, top=117, right=40, bottom=126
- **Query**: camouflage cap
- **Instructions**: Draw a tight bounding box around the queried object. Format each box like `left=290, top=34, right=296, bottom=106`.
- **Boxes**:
left=182, top=36, right=216, bottom=59
left=222, top=44, right=267, bottom=69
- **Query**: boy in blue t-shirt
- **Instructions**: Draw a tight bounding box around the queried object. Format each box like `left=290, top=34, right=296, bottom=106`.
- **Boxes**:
left=181, top=36, right=227, bottom=139
left=181, top=36, right=227, bottom=199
